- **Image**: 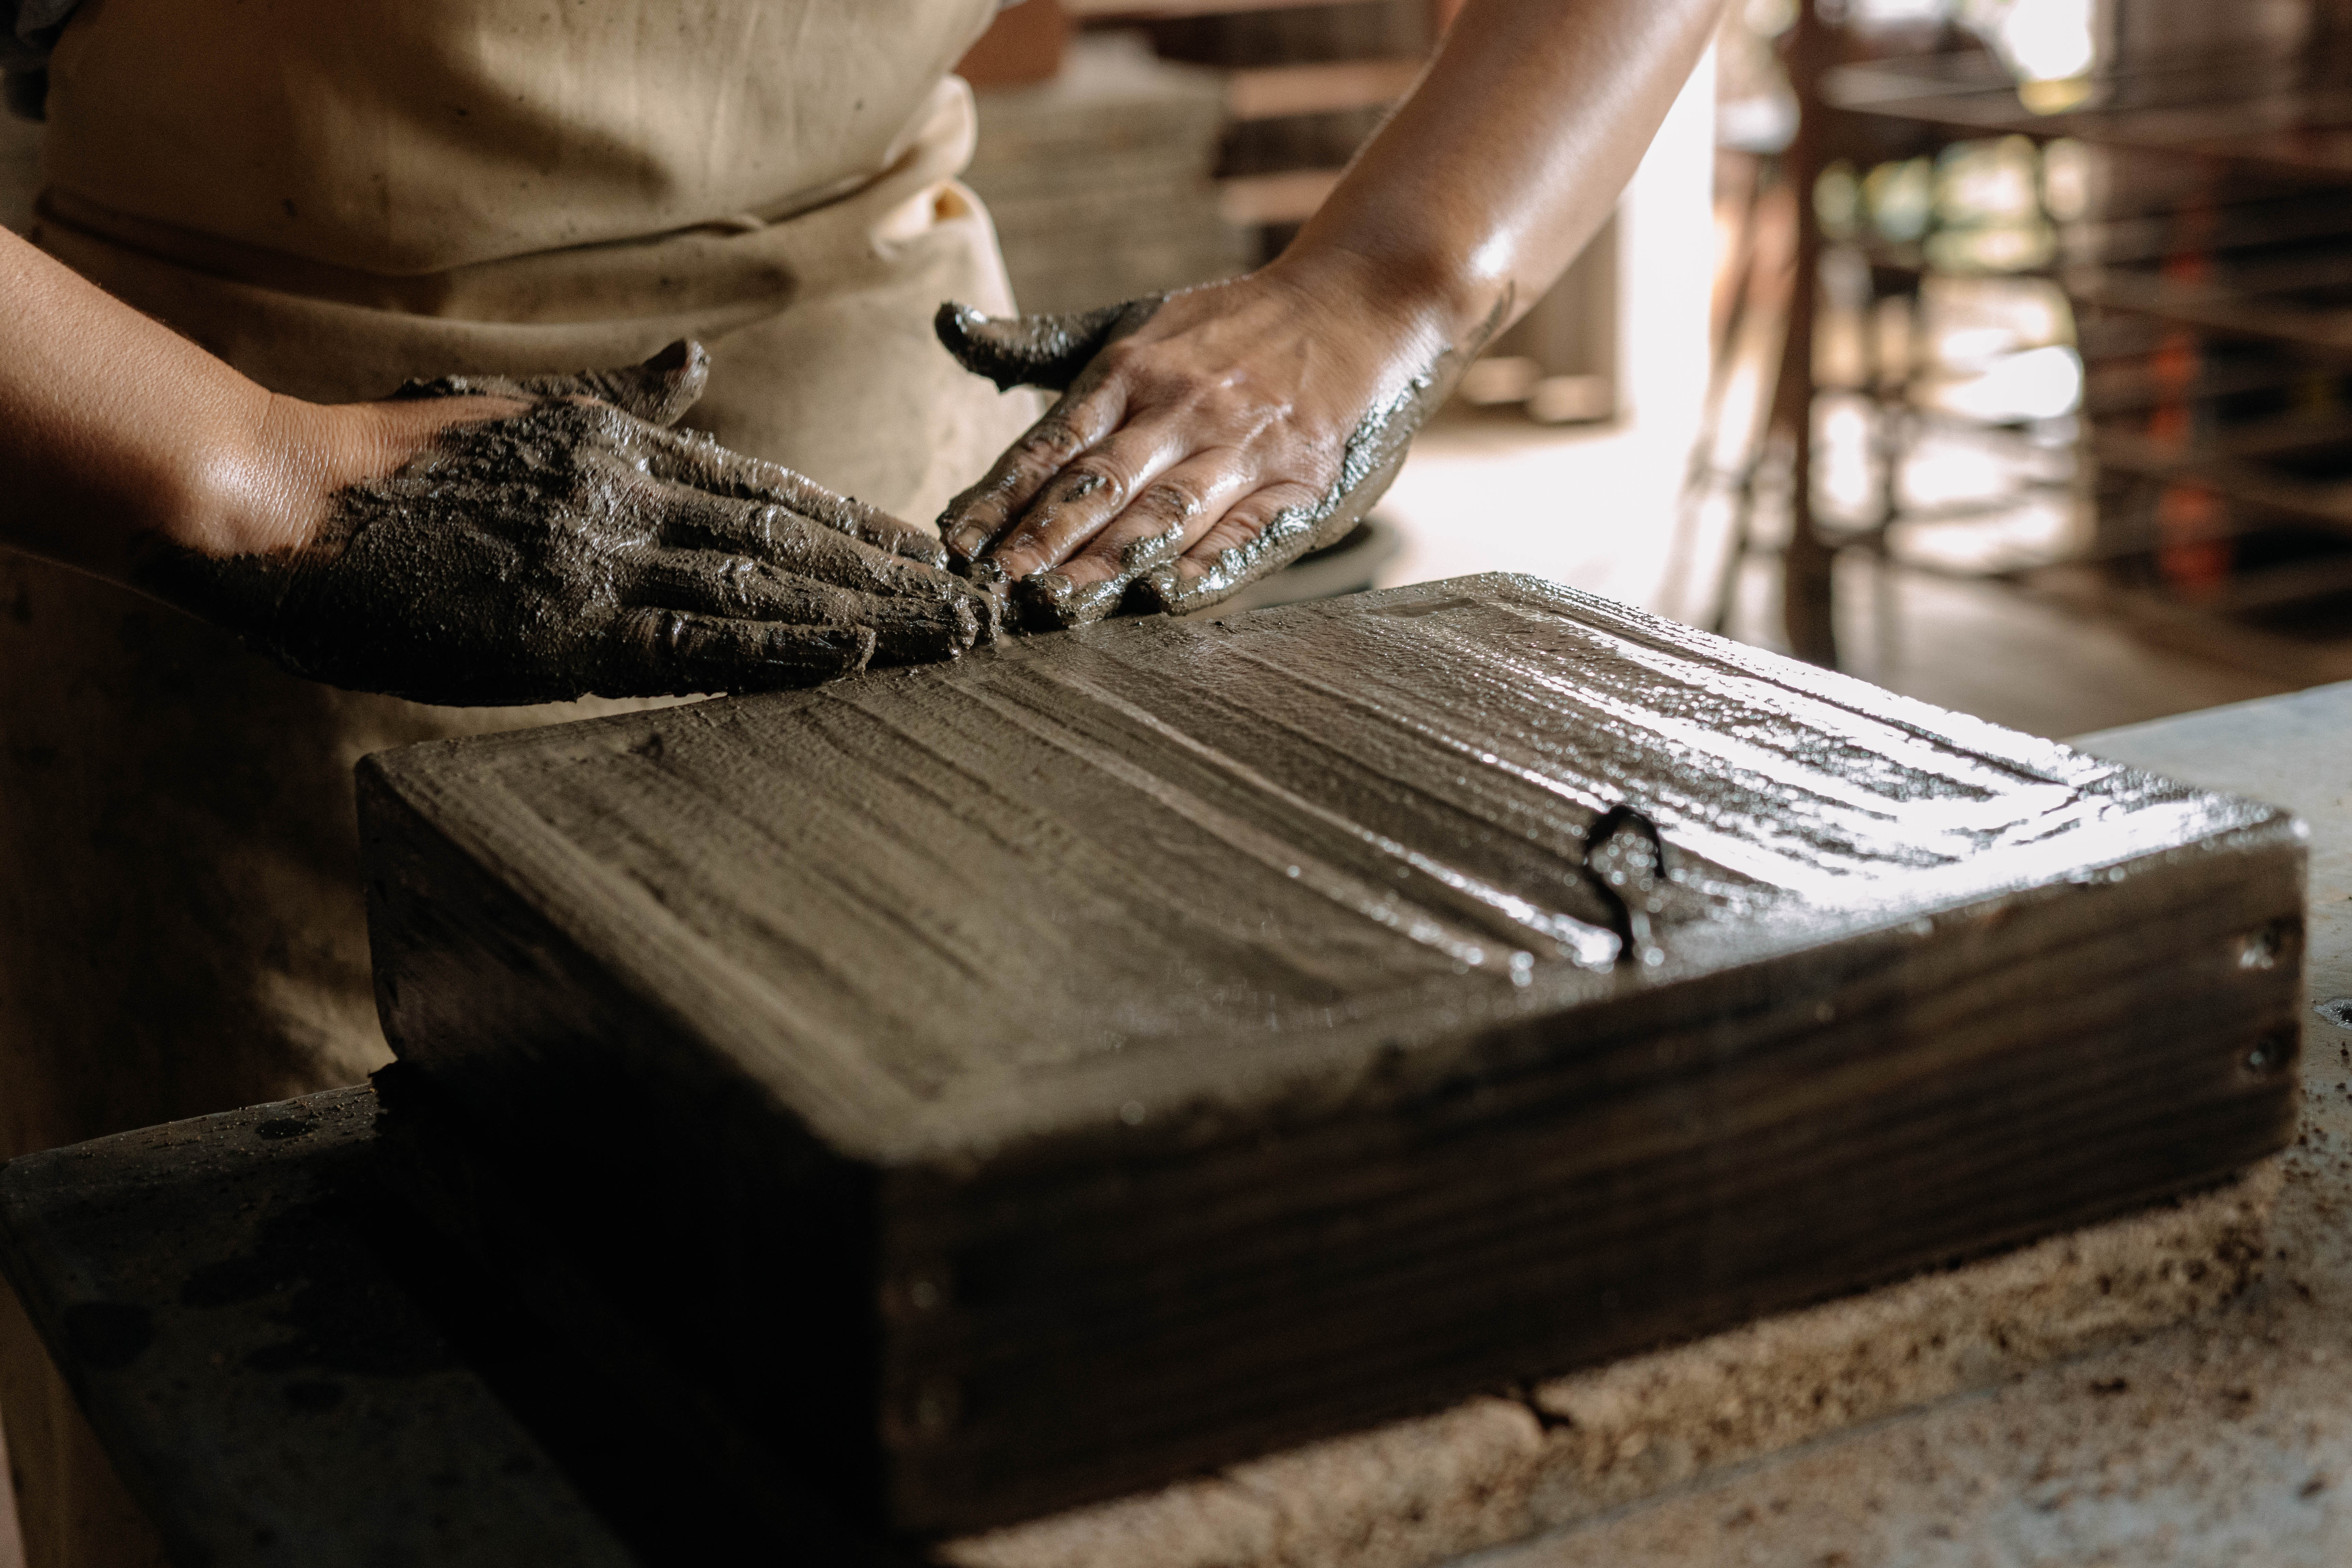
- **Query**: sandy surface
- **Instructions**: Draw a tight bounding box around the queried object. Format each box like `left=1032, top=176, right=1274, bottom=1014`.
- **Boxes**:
left=944, top=683, right=2349, bottom=1568
left=944, top=1170, right=2276, bottom=1568
left=1476, top=681, right=2352, bottom=1568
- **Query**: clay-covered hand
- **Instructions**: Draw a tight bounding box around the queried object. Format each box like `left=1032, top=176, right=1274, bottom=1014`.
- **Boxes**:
left=135, top=342, right=992, bottom=705
left=933, top=269, right=1490, bottom=631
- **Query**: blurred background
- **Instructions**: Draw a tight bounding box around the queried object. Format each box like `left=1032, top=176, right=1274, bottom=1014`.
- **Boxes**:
left=13, top=0, right=2352, bottom=738
left=950, top=0, right=2352, bottom=738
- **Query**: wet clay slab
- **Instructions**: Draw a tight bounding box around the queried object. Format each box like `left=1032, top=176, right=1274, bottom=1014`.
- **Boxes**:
left=356, top=573, right=2304, bottom=1535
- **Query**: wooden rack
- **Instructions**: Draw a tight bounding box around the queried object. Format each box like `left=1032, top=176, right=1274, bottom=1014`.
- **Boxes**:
left=1725, top=5, right=2352, bottom=675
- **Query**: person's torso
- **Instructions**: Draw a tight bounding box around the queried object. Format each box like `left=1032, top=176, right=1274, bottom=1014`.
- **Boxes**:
left=40, top=0, right=998, bottom=275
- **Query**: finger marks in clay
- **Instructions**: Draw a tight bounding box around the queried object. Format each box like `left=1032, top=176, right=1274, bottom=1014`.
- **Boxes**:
left=615, top=609, right=874, bottom=695
left=628, top=551, right=981, bottom=664
left=643, top=429, right=946, bottom=566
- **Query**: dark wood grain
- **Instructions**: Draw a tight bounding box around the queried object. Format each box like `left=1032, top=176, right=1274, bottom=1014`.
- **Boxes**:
left=359, top=573, right=2303, bottom=1532
left=0, top=1092, right=640, bottom=1568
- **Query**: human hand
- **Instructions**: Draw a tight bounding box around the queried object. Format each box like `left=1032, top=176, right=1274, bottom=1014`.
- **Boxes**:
left=932, top=265, right=1490, bottom=631
left=134, top=342, right=992, bottom=705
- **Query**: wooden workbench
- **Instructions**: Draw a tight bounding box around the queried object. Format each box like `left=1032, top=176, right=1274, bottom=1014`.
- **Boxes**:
left=4, top=679, right=2349, bottom=1567
left=1515, top=680, right=2352, bottom=1566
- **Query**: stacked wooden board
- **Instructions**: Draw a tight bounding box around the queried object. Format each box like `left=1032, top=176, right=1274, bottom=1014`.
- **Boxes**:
left=357, top=575, right=2302, bottom=1533
left=963, top=35, right=1247, bottom=315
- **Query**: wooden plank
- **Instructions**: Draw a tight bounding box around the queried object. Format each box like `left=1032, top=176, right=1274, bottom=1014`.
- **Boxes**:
left=0, top=1073, right=2283, bottom=1568
left=1226, top=56, right=1421, bottom=120
left=1065, top=0, right=1363, bottom=17
left=1218, top=167, right=1341, bottom=225
left=948, top=1163, right=2281, bottom=1568
left=2090, top=426, right=2352, bottom=530
left=0, top=1087, right=944, bottom=1567
left=358, top=574, right=2304, bottom=1533
left=1824, top=50, right=2352, bottom=179
left=0, top=1093, right=643, bottom=1568
left=1460, top=681, right=2352, bottom=1567
left=2065, top=267, right=2352, bottom=360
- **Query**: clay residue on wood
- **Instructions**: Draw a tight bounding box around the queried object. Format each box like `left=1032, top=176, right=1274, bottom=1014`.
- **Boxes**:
left=363, top=574, right=2302, bottom=1531
left=375, top=577, right=2295, bottom=1147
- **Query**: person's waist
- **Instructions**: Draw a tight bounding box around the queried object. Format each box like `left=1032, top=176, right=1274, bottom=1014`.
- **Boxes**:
left=36, top=170, right=889, bottom=322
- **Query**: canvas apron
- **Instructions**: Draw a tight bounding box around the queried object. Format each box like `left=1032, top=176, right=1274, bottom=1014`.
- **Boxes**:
left=0, top=2, right=1035, bottom=1560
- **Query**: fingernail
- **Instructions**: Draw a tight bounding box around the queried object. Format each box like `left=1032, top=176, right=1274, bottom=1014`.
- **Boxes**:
left=1013, top=570, right=1071, bottom=634
left=964, top=584, right=1004, bottom=643
left=945, top=525, right=987, bottom=559
left=1014, top=570, right=1128, bottom=632
left=1024, top=569, right=1073, bottom=605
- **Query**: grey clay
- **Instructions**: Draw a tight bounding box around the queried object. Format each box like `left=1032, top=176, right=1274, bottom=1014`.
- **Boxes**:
left=933, top=293, right=1507, bottom=630
left=136, top=341, right=993, bottom=706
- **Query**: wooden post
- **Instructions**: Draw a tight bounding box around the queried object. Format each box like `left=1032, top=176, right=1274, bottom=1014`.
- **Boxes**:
left=1775, top=0, right=1837, bottom=666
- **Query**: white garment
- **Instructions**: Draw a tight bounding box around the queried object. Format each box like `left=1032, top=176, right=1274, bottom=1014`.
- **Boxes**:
left=1, top=9, right=1044, bottom=1563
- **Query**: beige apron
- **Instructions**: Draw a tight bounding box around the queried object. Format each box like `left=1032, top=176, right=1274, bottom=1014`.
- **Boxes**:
left=0, top=4, right=1040, bottom=1561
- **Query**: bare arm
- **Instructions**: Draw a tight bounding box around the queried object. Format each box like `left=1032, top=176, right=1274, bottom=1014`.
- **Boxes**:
left=0, top=226, right=988, bottom=702
left=938, top=0, right=1723, bottom=623
left=0, top=224, right=369, bottom=578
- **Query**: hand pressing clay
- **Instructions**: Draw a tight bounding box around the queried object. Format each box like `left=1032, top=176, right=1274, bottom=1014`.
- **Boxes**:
left=136, top=341, right=993, bottom=706
left=934, top=291, right=1492, bottom=632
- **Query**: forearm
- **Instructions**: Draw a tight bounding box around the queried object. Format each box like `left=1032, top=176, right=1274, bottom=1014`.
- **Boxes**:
left=0, top=226, right=337, bottom=583
left=1271, top=0, right=1723, bottom=351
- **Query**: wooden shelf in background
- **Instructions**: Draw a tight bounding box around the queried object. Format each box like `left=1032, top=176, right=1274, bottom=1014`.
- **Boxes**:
left=1225, top=55, right=1421, bottom=119
left=1217, top=166, right=1341, bottom=225
left=2092, top=425, right=2352, bottom=531
left=1826, top=49, right=2352, bottom=180
left=2067, top=266, right=2352, bottom=360
left=1065, top=0, right=1366, bottom=19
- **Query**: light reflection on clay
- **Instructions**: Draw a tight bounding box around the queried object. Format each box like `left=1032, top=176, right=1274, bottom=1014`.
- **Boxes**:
left=449, top=573, right=2298, bottom=1159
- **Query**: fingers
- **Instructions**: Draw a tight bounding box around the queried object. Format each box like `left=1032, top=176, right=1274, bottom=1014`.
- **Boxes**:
left=559, top=340, right=710, bottom=427
left=605, top=608, right=874, bottom=697
left=985, top=414, right=1200, bottom=582
left=658, top=487, right=1002, bottom=643
left=934, top=297, right=1162, bottom=393
left=629, top=549, right=980, bottom=665
left=936, top=385, right=1130, bottom=564
left=1136, top=485, right=1324, bottom=617
left=639, top=426, right=947, bottom=567
left=663, top=487, right=940, bottom=592
left=390, top=340, right=709, bottom=425
left=1140, top=436, right=1414, bottom=617
left=1009, top=455, right=1250, bottom=631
